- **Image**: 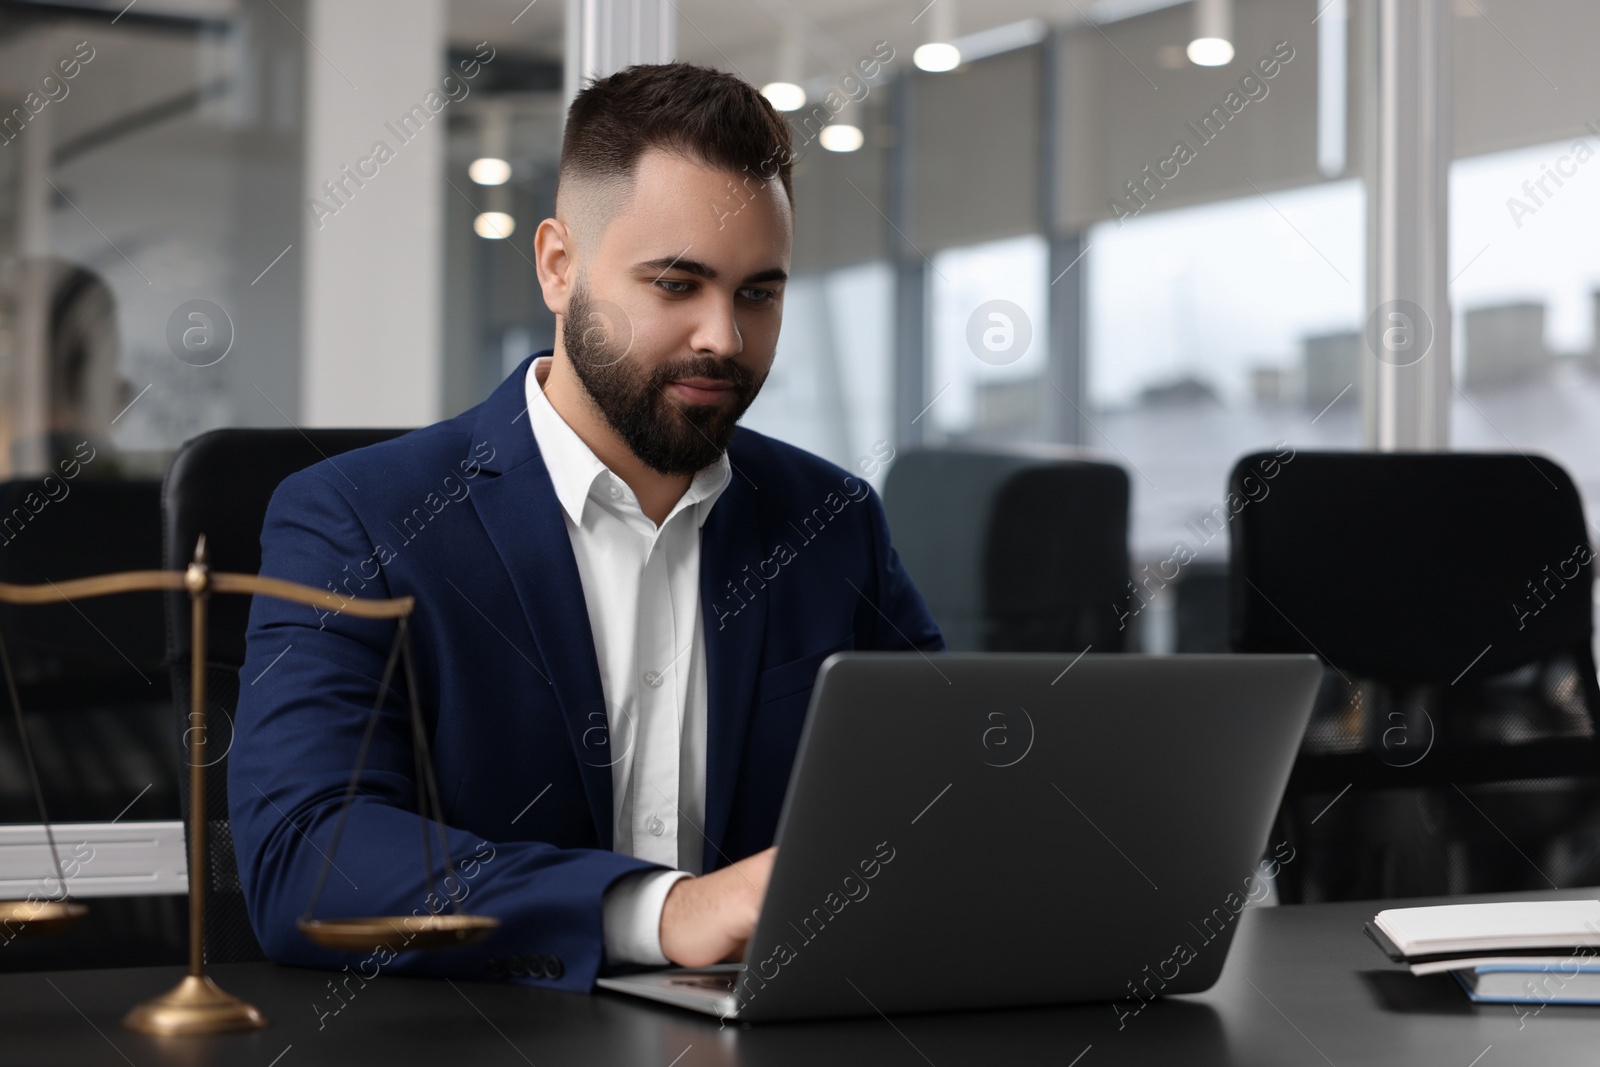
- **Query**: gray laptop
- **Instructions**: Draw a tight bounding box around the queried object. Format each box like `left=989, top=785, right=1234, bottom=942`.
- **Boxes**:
left=597, top=652, right=1322, bottom=1021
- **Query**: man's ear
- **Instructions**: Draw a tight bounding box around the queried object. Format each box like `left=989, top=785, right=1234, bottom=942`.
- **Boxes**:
left=534, top=217, right=576, bottom=317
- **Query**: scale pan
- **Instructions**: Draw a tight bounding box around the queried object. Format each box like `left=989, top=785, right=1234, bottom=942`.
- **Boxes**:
left=297, top=912, right=500, bottom=952
left=0, top=899, right=87, bottom=936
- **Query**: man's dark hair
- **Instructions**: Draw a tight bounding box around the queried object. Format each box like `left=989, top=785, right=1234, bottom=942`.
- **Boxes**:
left=559, top=62, right=795, bottom=208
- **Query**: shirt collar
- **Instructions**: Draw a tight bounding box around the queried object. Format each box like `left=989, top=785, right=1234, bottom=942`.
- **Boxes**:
left=523, top=355, right=732, bottom=529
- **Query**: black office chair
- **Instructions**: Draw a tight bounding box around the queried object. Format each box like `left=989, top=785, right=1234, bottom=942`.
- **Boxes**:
left=884, top=447, right=1131, bottom=652
left=1174, top=560, right=1230, bottom=653
left=161, top=428, right=409, bottom=964
left=0, top=477, right=187, bottom=972
left=1228, top=450, right=1600, bottom=903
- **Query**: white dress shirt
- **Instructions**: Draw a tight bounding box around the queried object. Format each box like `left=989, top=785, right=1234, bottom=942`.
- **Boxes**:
left=523, top=356, right=731, bottom=966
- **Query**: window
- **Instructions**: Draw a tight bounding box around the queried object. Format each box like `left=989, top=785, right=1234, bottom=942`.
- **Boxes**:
left=1449, top=140, right=1600, bottom=516
left=742, top=261, right=895, bottom=488
left=1086, top=181, right=1365, bottom=561
left=925, top=234, right=1050, bottom=445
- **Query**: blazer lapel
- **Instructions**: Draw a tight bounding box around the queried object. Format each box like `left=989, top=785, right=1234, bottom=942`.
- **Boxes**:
left=465, top=357, right=768, bottom=867
left=699, top=460, right=765, bottom=871
left=466, top=354, right=615, bottom=848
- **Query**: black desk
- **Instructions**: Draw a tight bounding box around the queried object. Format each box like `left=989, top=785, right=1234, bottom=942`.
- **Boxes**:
left=4, top=892, right=1595, bottom=1066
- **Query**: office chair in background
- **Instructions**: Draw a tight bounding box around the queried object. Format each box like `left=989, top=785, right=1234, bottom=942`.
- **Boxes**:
left=162, top=428, right=408, bottom=964
left=1229, top=450, right=1600, bottom=903
left=884, top=447, right=1132, bottom=652
left=0, top=477, right=186, bottom=971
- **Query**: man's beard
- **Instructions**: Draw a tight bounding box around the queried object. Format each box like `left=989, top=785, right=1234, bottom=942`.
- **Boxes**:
left=563, top=284, right=763, bottom=476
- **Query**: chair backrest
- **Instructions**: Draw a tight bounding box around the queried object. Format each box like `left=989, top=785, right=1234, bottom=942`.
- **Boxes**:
left=1172, top=560, right=1230, bottom=653
left=884, top=447, right=1130, bottom=652
left=0, top=478, right=173, bottom=822
left=0, top=477, right=167, bottom=690
left=1228, top=450, right=1600, bottom=901
left=0, top=477, right=189, bottom=972
left=161, top=428, right=408, bottom=963
left=1230, top=451, right=1592, bottom=681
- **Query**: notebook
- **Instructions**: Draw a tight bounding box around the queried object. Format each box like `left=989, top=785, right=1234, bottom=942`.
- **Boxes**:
left=1368, top=900, right=1600, bottom=962
left=1452, top=963, right=1600, bottom=1004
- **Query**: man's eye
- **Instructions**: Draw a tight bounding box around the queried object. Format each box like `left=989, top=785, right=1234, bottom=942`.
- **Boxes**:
left=740, top=288, right=775, bottom=303
left=655, top=279, right=692, bottom=295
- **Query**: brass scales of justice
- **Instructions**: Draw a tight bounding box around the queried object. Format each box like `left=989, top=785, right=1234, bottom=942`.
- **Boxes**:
left=0, top=537, right=500, bottom=1034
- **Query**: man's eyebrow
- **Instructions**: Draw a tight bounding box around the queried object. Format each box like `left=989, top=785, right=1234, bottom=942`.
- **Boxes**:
left=635, top=258, right=789, bottom=285
left=637, top=255, right=716, bottom=279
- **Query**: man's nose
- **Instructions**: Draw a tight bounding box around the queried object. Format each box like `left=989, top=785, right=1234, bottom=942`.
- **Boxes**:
left=689, top=299, right=743, bottom=358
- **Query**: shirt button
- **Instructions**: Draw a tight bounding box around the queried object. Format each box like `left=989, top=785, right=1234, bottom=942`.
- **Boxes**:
left=642, top=670, right=663, bottom=689
left=646, top=815, right=664, bottom=836
left=607, top=482, right=622, bottom=499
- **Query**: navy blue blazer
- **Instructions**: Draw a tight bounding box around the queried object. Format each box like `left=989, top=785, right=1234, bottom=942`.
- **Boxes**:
left=229, top=352, right=944, bottom=993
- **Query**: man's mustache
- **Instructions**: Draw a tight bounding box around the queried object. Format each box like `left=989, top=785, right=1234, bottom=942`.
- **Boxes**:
left=655, top=359, right=753, bottom=389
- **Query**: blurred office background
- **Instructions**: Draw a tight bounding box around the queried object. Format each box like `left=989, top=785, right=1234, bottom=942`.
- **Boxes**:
left=3, top=0, right=1600, bottom=950
left=3, top=0, right=1598, bottom=651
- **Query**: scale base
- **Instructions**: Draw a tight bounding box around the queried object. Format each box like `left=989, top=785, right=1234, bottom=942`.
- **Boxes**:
left=122, top=974, right=267, bottom=1035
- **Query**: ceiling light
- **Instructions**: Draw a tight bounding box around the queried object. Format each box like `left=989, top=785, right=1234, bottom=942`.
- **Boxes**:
left=473, top=212, right=515, bottom=239
left=819, top=124, right=864, bottom=152
left=1188, top=0, right=1234, bottom=66
left=764, top=19, right=809, bottom=113
left=916, top=0, right=962, bottom=73
left=468, top=157, right=511, bottom=185
left=1186, top=37, right=1234, bottom=65
left=761, top=81, right=806, bottom=112
left=913, top=42, right=961, bottom=72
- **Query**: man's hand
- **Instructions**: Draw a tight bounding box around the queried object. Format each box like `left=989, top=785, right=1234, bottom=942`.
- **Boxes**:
left=658, top=847, right=775, bottom=968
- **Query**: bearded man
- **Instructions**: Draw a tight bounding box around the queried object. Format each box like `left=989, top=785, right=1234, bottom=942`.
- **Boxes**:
left=230, top=62, right=943, bottom=993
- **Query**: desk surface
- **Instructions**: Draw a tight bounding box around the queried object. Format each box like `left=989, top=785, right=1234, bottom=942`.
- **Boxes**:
left=4, top=892, right=1595, bottom=1066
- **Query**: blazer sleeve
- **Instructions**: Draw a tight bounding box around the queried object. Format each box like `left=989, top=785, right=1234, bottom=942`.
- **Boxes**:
left=228, top=466, right=659, bottom=993
left=857, top=482, right=946, bottom=654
